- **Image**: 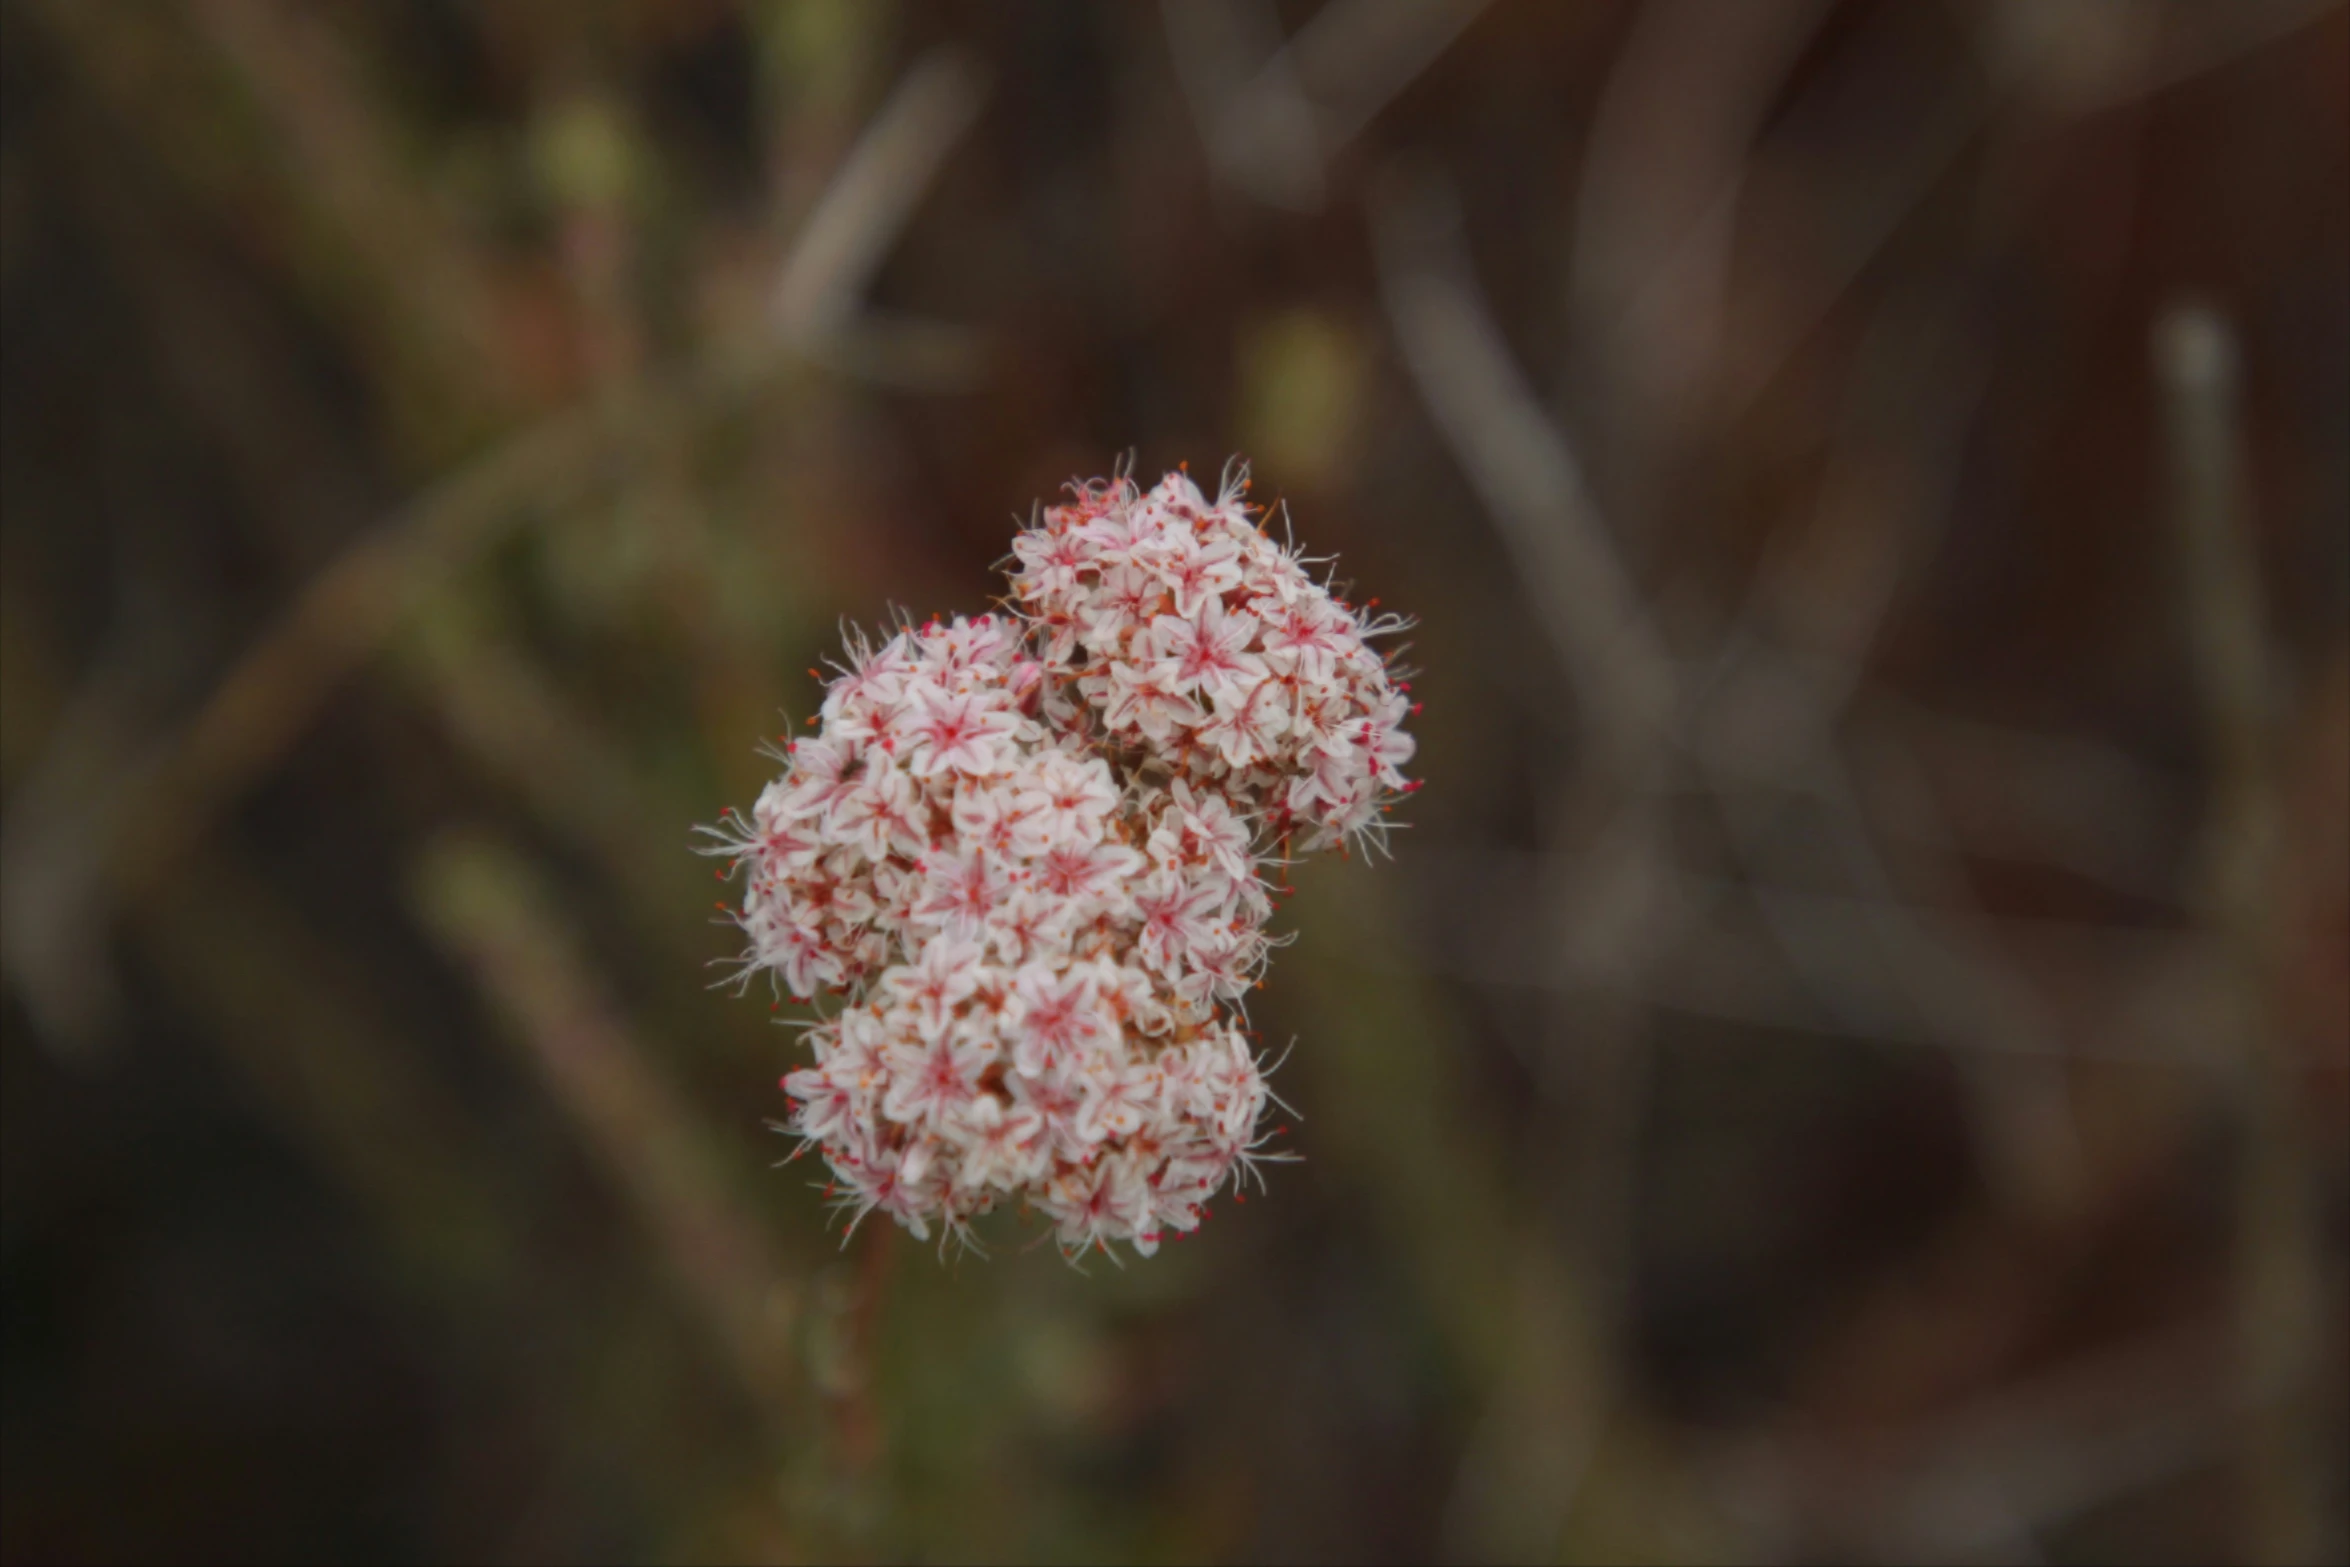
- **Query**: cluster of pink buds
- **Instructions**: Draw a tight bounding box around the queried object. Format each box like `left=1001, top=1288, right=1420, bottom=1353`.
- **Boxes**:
left=702, top=466, right=1414, bottom=1258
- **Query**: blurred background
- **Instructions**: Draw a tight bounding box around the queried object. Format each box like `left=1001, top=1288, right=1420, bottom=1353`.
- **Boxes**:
left=3, top=1, right=2345, bottom=1562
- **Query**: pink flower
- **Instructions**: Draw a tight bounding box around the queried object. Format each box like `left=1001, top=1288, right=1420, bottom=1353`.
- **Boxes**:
left=1010, top=961, right=1113, bottom=1077
left=828, top=768, right=927, bottom=862
left=1101, top=663, right=1205, bottom=743
left=1150, top=781, right=1255, bottom=884
left=1015, top=751, right=1121, bottom=849
left=1152, top=532, right=1244, bottom=618
left=880, top=935, right=983, bottom=1029
left=982, top=888, right=1073, bottom=967
left=1007, top=1064, right=1094, bottom=1163
left=941, top=1094, right=1048, bottom=1192
left=1131, top=868, right=1223, bottom=977
left=1011, top=524, right=1098, bottom=598
left=881, top=1024, right=994, bottom=1128
left=1359, top=713, right=1418, bottom=787
left=1179, top=927, right=1262, bottom=1002
left=903, top=687, right=1022, bottom=777
left=1195, top=679, right=1288, bottom=770
left=1074, top=1057, right=1158, bottom=1144
left=907, top=849, right=1012, bottom=937
left=1039, top=1154, right=1152, bottom=1255
left=951, top=779, right=1043, bottom=861
left=1029, top=840, right=1144, bottom=908
left=1150, top=599, right=1263, bottom=696
left=1079, top=564, right=1163, bottom=652
left=744, top=902, right=841, bottom=995
left=782, top=1062, right=862, bottom=1146
left=1257, top=598, right=1349, bottom=679
left=837, top=1146, right=942, bottom=1241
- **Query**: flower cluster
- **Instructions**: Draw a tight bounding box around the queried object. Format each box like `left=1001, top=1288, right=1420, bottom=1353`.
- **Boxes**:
left=1012, top=469, right=1416, bottom=853
left=704, top=466, right=1414, bottom=1258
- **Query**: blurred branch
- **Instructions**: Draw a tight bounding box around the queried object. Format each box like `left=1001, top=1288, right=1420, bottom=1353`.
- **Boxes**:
left=1294, top=873, right=1728, bottom=1563
left=2155, top=302, right=2331, bottom=1565
left=401, top=596, right=713, bottom=971
left=0, top=638, right=169, bottom=1057
left=107, top=379, right=690, bottom=896
left=769, top=48, right=990, bottom=383
left=1848, top=722, right=2096, bottom=1210
left=1283, top=0, right=1489, bottom=148
left=1973, top=0, right=2347, bottom=114
left=1570, top=0, right=1831, bottom=454
left=1870, top=699, right=2190, bottom=904
left=0, top=102, right=701, bottom=1053
left=170, top=0, right=530, bottom=437
left=1714, top=7, right=1989, bottom=419
left=1165, top=0, right=1489, bottom=212
left=1163, top=0, right=1322, bottom=210
left=2131, top=0, right=2346, bottom=97
left=1369, top=160, right=1676, bottom=767
left=1686, top=268, right=2088, bottom=1213
left=411, top=832, right=802, bottom=1422
left=1699, top=679, right=2093, bottom=1209
left=1722, top=1323, right=2248, bottom=1560
left=1408, top=844, right=2230, bottom=1063
left=56, top=43, right=988, bottom=920
left=1369, top=155, right=1691, bottom=1559
left=138, top=846, right=520, bottom=1297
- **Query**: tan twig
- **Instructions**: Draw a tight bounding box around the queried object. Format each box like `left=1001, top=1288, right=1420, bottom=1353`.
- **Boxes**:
left=1405, top=843, right=2235, bottom=1064
left=105, top=382, right=690, bottom=899
left=172, top=0, right=528, bottom=426
left=1164, top=0, right=1489, bottom=213
left=411, top=833, right=801, bottom=1418
left=1369, top=160, right=1676, bottom=767
left=1665, top=268, right=2086, bottom=1210
left=1162, top=0, right=1324, bottom=210
left=1281, top=0, right=1492, bottom=150
left=82, top=44, right=987, bottom=907
left=1569, top=0, right=1832, bottom=450
left=0, top=640, right=171, bottom=1056
left=1975, top=0, right=2346, bottom=114
left=1369, top=154, right=1687, bottom=1560
left=769, top=49, right=988, bottom=352
left=1720, top=1323, right=2250, bottom=1560
left=2155, top=301, right=2330, bottom=1565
